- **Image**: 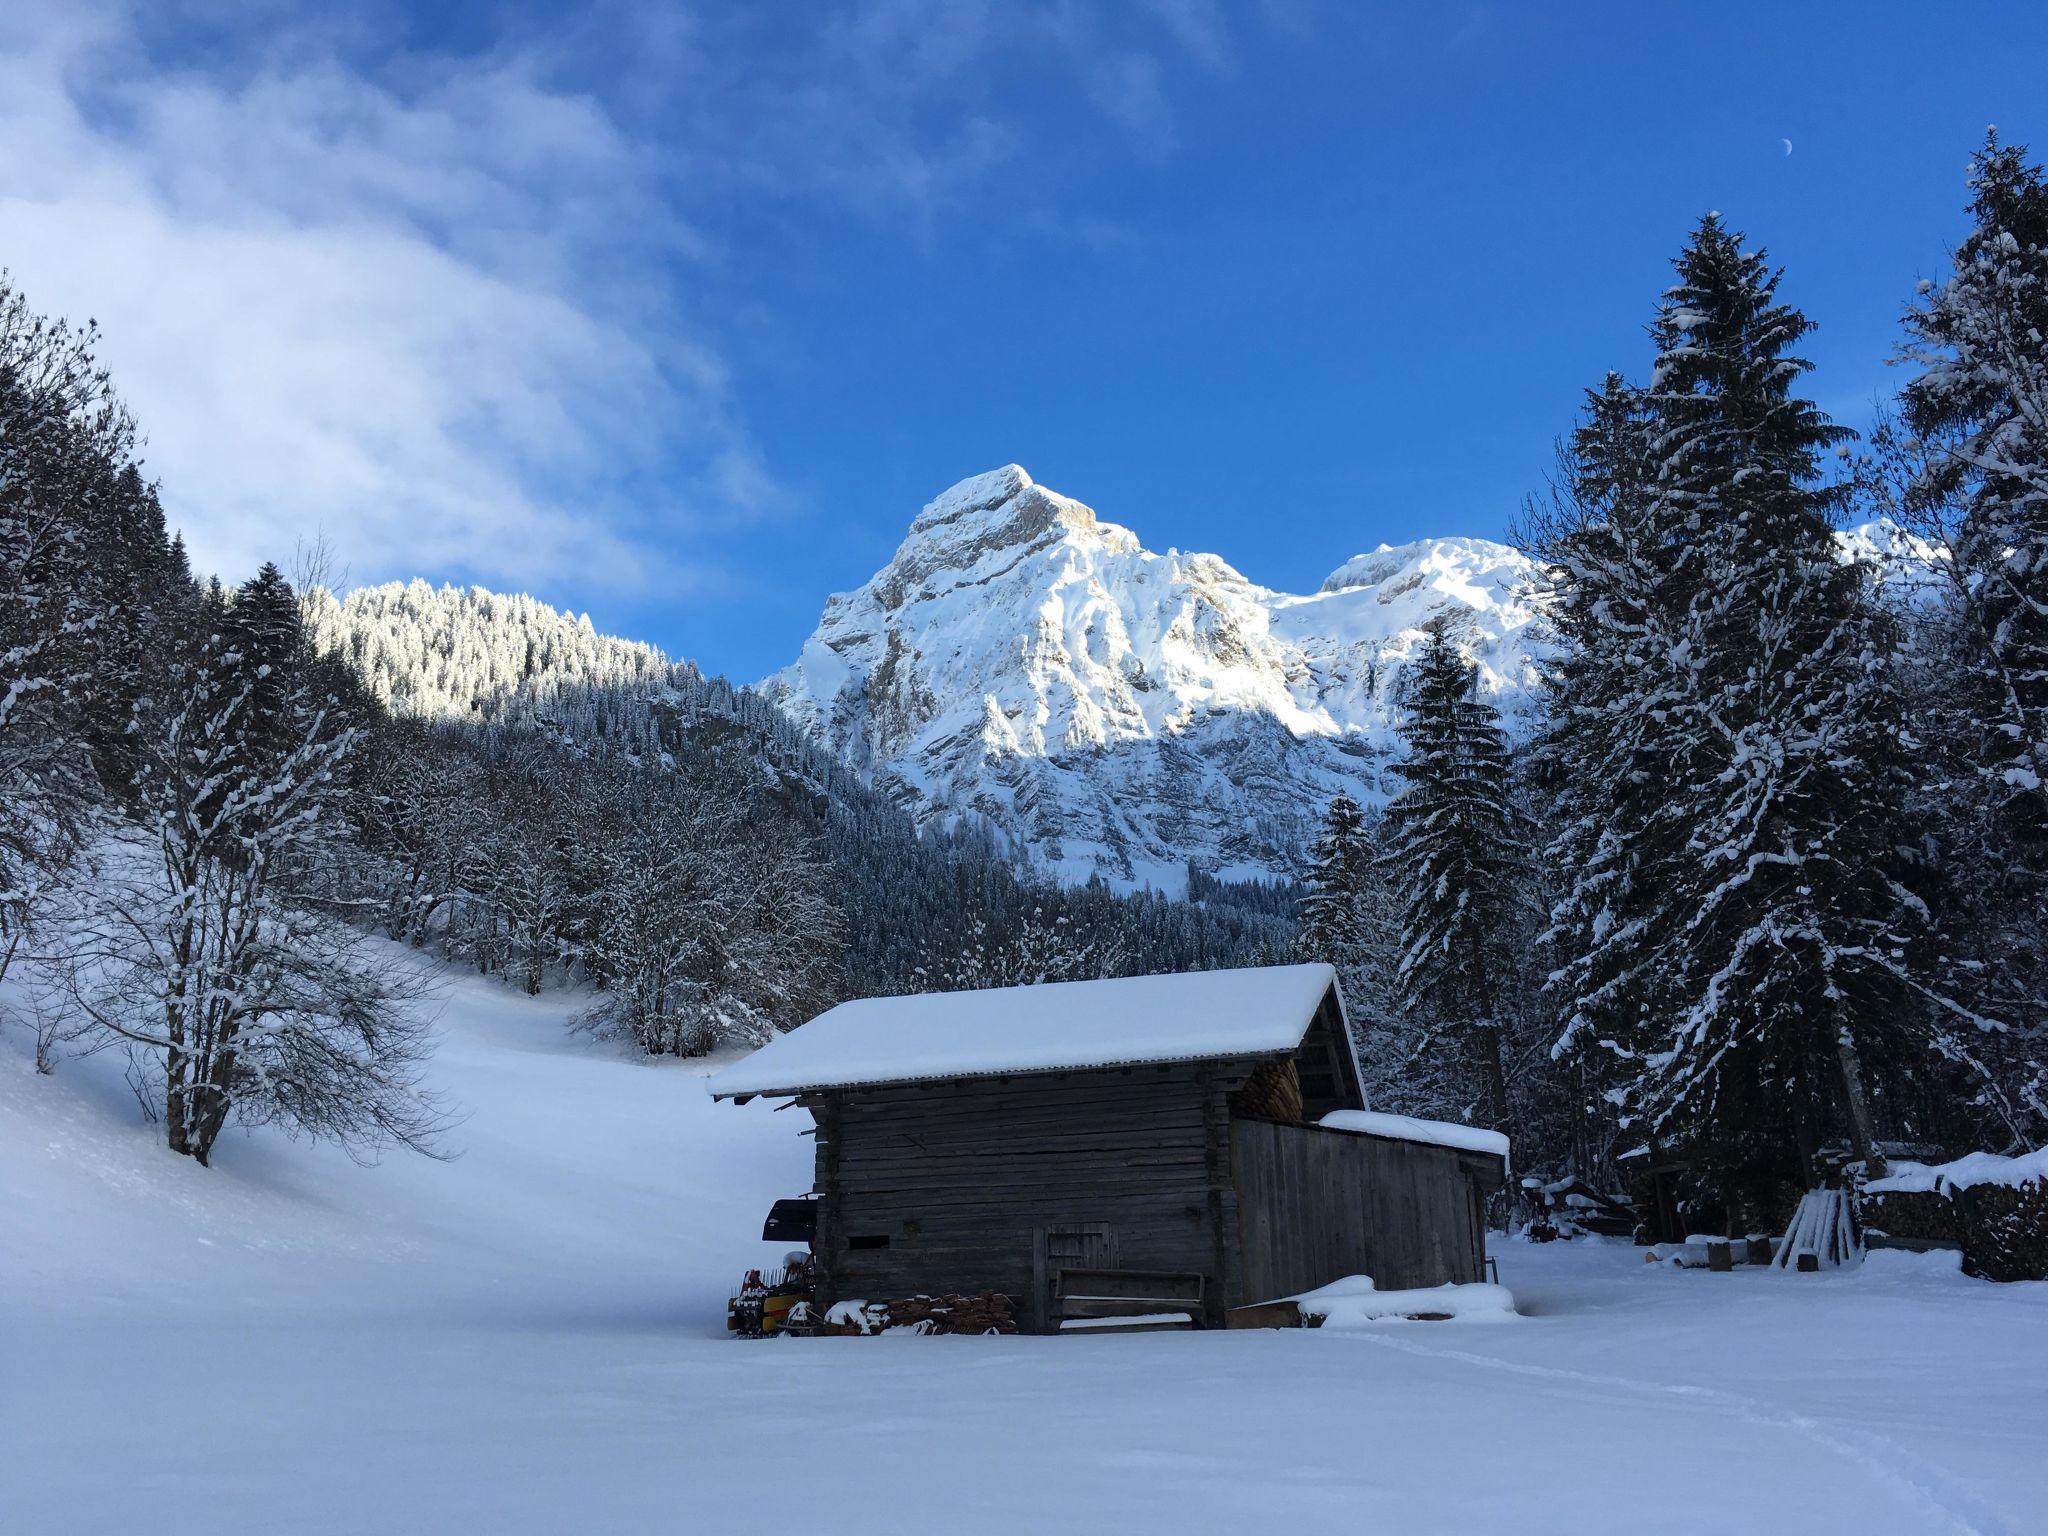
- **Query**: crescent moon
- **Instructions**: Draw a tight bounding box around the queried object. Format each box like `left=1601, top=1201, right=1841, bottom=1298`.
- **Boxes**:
left=1781, top=138, right=1794, bottom=156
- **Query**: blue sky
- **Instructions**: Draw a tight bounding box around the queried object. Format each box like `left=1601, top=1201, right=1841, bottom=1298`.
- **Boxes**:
left=5, top=2, right=2045, bottom=683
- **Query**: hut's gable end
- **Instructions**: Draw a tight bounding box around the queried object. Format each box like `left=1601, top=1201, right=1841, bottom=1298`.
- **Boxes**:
left=806, top=1062, right=1253, bottom=1326
left=1291, top=985, right=1365, bottom=1119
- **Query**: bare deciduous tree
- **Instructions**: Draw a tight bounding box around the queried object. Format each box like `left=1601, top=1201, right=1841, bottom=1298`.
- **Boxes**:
left=54, top=576, right=447, bottom=1165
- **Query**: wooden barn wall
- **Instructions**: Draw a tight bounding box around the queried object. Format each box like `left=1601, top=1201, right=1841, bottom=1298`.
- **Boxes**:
left=809, top=1063, right=1249, bottom=1324
left=1230, top=1121, right=1489, bottom=1301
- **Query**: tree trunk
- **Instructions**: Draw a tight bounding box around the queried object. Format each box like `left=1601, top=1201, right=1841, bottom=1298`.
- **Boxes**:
left=1469, top=972, right=1514, bottom=1140
left=1830, top=1001, right=1886, bottom=1181
left=188, top=1095, right=228, bottom=1166
left=165, top=1045, right=194, bottom=1159
left=1475, top=1024, right=1511, bottom=1135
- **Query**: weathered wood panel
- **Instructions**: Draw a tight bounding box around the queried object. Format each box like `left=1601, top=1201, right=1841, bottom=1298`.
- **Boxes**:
left=809, top=1064, right=1250, bottom=1327
left=1231, top=1120, right=1493, bottom=1302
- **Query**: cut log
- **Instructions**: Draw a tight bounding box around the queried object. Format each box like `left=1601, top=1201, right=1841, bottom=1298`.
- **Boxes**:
left=1224, top=1299, right=1308, bottom=1329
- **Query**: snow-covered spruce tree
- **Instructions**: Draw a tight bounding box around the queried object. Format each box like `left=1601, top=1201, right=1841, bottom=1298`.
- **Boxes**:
left=1381, top=621, right=1539, bottom=1137
left=1621, top=215, right=1927, bottom=1202
left=1884, top=138, right=2048, bottom=1138
left=61, top=570, right=441, bottom=1165
left=1857, top=467, right=2048, bottom=1149
left=1521, top=373, right=1697, bottom=1178
left=1870, top=132, right=2048, bottom=1142
left=1901, top=133, right=2048, bottom=830
left=1299, top=791, right=1372, bottom=970
left=1297, top=792, right=1443, bottom=1119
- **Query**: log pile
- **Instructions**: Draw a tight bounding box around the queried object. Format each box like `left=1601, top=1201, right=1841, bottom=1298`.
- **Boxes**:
left=1952, top=1176, right=2048, bottom=1283
left=1860, top=1188, right=1958, bottom=1246
left=822, top=1292, right=1020, bottom=1335
left=1229, top=1058, right=1303, bottom=1124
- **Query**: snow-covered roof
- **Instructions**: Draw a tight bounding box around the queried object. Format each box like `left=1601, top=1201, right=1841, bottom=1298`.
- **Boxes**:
left=708, top=963, right=1343, bottom=1099
left=1318, top=1109, right=1510, bottom=1162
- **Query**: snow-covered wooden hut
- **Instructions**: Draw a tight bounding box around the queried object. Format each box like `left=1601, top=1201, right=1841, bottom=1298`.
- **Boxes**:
left=708, top=963, right=1506, bottom=1331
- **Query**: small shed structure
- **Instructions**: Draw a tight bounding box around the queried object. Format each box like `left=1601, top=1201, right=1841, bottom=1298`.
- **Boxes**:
left=708, top=963, right=1506, bottom=1330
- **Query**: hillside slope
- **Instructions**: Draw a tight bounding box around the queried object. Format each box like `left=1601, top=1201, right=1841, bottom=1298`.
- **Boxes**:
left=5, top=948, right=2043, bottom=1536
left=299, top=580, right=1298, bottom=989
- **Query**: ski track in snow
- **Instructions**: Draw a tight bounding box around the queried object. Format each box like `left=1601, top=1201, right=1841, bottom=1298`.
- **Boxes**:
left=1343, top=1330, right=2012, bottom=1536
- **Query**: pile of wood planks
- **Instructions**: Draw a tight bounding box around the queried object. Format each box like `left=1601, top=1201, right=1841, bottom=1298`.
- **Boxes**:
left=1053, top=1267, right=1204, bottom=1333
left=1772, top=1188, right=1861, bottom=1271
left=822, top=1292, right=1020, bottom=1335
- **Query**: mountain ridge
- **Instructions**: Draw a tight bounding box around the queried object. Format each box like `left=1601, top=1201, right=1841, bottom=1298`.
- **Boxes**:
left=313, top=469, right=1927, bottom=897
left=759, top=466, right=1552, bottom=892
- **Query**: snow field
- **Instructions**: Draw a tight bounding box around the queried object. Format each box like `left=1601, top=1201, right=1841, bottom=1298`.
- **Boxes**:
left=5, top=947, right=2045, bottom=1536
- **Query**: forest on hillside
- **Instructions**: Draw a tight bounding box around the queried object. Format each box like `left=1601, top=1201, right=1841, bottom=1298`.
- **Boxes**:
left=4, top=135, right=2046, bottom=1228
left=0, top=269, right=1287, bottom=1166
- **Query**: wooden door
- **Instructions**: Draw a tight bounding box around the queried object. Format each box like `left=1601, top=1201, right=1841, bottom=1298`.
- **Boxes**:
left=1031, top=1222, right=1117, bottom=1332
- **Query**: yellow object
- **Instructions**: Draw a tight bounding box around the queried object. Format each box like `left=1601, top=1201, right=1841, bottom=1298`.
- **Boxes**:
left=761, top=1292, right=800, bottom=1333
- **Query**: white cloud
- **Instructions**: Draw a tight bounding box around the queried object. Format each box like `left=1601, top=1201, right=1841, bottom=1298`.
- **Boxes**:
left=0, top=0, right=762, bottom=596
left=0, top=0, right=1250, bottom=599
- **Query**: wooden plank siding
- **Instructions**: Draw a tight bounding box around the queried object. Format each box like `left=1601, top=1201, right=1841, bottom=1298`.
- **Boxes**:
left=1231, top=1120, right=1497, bottom=1302
left=789, top=980, right=1501, bottom=1330
left=805, top=1061, right=1255, bottom=1329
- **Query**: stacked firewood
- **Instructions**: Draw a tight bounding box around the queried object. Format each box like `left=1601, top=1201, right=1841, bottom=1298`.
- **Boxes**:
left=1860, top=1188, right=1958, bottom=1246
left=822, top=1292, right=1020, bottom=1335
left=1229, top=1059, right=1303, bottom=1123
left=1953, top=1177, right=2048, bottom=1283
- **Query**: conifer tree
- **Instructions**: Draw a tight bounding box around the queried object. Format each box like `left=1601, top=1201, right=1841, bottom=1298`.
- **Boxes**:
left=1300, top=790, right=1448, bottom=1119
left=1522, top=374, right=1697, bottom=1178
left=0, top=276, right=188, bottom=972
left=1527, top=375, right=1689, bottom=1085
left=1885, top=132, right=2048, bottom=1140
left=1619, top=216, right=1922, bottom=1198
left=1901, top=132, right=2048, bottom=826
left=1381, top=622, right=1536, bottom=1135
left=222, top=563, right=307, bottom=763
left=1299, top=790, right=1371, bottom=970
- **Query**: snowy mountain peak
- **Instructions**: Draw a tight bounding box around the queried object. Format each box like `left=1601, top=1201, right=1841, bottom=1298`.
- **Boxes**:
left=763, top=469, right=1551, bottom=892
left=895, top=463, right=1140, bottom=572
left=912, top=463, right=1036, bottom=530
left=1318, top=536, right=1530, bottom=605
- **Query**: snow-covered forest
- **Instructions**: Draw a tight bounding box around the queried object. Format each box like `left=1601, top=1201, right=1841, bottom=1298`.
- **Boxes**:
left=1299, top=137, right=2048, bottom=1227
left=6, top=135, right=2048, bottom=1220
left=0, top=269, right=1294, bottom=1165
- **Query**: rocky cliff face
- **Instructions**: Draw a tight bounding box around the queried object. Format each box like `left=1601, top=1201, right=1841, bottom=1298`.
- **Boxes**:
left=760, top=466, right=1552, bottom=892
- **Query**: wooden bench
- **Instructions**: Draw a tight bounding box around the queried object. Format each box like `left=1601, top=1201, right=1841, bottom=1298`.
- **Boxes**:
left=1054, top=1267, right=1204, bottom=1333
